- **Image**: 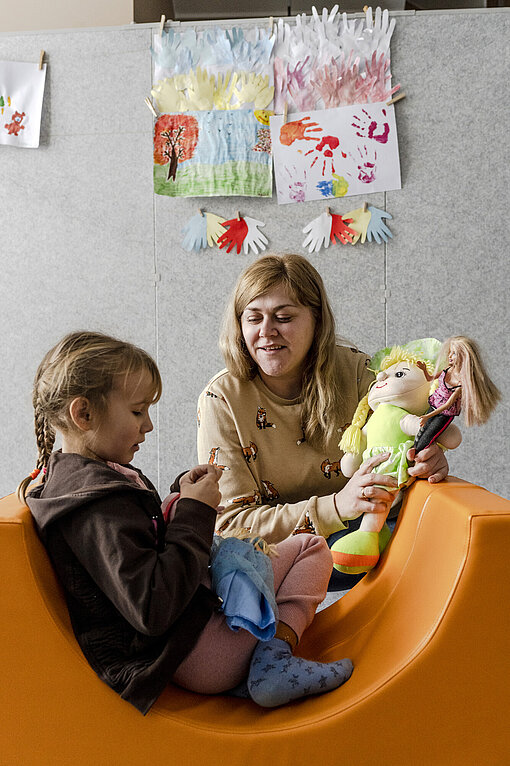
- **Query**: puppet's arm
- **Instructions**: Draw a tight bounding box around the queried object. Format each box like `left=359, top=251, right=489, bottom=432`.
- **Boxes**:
left=340, top=427, right=367, bottom=478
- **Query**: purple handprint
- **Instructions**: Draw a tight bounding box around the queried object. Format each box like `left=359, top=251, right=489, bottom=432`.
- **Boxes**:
left=284, top=166, right=307, bottom=203
left=352, top=108, right=390, bottom=144
left=356, top=145, right=377, bottom=184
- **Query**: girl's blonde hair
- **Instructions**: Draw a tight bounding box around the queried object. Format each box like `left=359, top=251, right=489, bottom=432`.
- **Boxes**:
left=220, top=253, right=342, bottom=448
left=339, top=346, right=434, bottom=454
left=17, top=331, right=162, bottom=502
left=439, top=336, right=500, bottom=426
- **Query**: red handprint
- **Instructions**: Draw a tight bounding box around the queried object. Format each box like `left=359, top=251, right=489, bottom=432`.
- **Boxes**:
left=217, top=217, right=249, bottom=254
left=330, top=214, right=356, bottom=245
left=279, top=116, right=322, bottom=147
left=305, top=135, right=346, bottom=176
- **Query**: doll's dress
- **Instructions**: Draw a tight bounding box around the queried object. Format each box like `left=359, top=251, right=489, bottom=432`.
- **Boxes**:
left=362, top=403, right=414, bottom=488
left=414, top=369, right=461, bottom=453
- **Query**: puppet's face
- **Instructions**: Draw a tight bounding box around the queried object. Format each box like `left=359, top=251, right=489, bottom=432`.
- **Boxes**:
left=368, top=361, right=430, bottom=415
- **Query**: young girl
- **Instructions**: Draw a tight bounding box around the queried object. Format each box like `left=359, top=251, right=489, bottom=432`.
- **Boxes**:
left=19, top=331, right=352, bottom=715
left=413, top=336, right=501, bottom=454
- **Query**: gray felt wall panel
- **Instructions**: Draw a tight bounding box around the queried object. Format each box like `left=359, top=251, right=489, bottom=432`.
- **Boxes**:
left=0, top=10, right=507, bottom=499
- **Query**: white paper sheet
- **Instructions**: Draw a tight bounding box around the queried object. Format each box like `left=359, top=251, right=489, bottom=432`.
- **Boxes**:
left=0, top=61, right=47, bottom=149
left=270, top=102, right=401, bottom=204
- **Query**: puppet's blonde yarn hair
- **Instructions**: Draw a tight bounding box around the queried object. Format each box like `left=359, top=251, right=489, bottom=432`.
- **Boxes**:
left=339, top=346, right=435, bottom=454
left=339, top=394, right=371, bottom=453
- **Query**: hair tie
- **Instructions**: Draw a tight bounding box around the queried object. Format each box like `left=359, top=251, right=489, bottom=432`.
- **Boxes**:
left=30, top=468, right=41, bottom=480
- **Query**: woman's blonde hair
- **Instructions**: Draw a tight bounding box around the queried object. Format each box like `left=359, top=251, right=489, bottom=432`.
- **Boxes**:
left=220, top=253, right=342, bottom=447
left=339, top=346, right=434, bottom=454
left=17, top=331, right=162, bottom=502
left=438, top=336, right=500, bottom=426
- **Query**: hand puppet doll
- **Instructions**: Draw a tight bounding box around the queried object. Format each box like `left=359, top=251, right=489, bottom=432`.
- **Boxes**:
left=332, top=339, right=461, bottom=574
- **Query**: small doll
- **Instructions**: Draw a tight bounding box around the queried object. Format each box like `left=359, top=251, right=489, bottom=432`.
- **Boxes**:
left=414, top=336, right=501, bottom=454
left=332, top=339, right=462, bottom=575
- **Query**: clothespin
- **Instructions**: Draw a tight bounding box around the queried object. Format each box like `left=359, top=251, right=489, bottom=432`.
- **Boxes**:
left=283, top=102, right=288, bottom=124
left=198, top=208, right=204, bottom=217
left=268, top=16, right=273, bottom=33
left=159, top=14, right=166, bottom=38
left=386, top=92, right=406, bottom=106
left=237, top=211, right=241, bottom=221
left=326, top=207, right=331, bottom=216
left=144, top=97, right=158, bottom=118
left=363, top=202, right=368, bottom=212
left=363, top=5, right=369, bottom=13
left=38, top=50, right=45, bottom=70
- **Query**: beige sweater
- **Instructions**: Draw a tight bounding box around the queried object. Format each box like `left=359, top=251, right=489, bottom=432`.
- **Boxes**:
left=197, top=345, right=373, bottom=544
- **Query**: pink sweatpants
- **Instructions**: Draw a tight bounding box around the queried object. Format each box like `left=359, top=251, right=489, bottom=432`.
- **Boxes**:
left=172, top=534, right=332, bottom=694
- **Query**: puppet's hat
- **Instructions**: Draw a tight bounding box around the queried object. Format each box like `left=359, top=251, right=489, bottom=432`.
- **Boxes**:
left=370, top=338, right=442, bottom=374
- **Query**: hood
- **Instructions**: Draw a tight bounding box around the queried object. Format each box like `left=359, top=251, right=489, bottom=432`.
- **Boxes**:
left=27, top=451, right=150, bottom=532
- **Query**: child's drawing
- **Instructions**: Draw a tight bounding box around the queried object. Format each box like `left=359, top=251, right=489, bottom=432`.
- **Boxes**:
left=0, top=61, right=47, bottom=148
left=270, top=102, right=400, bottom=204
left=154, top=110, right=272, bottom=198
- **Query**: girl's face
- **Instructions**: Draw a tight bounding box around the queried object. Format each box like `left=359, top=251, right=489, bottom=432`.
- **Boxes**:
left=240, top=284, right=316, bottom=399
left=89, top=369, right=155, bottom=464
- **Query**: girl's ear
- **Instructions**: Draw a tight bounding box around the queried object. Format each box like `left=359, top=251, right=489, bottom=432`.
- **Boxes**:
left=68, top=397, right=93, bottom=432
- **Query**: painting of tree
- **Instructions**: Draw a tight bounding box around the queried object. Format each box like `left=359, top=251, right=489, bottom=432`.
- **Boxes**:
left=153, top=114, right=199, bottom=182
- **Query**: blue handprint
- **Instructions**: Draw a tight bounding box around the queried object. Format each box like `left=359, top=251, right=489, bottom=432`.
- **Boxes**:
left=181, top=212, right=208, bottom=252
left=366, top=206, right=393, bottom=244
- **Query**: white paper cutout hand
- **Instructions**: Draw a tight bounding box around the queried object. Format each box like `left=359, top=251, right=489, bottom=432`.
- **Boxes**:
left=205, top=213, right=227, bottom=246
left=302, top=212, right=332, bottom=253
left=243, top=217, right=269, bottom=255
left=365, top=6, right=396, bottom=57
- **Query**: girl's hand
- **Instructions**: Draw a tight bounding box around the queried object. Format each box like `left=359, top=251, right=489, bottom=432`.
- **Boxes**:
left=179, top=464, right=222, bottom=510
left=407, top=443, right=449, bottom=483
left=334, top=453, right=398, bottom=522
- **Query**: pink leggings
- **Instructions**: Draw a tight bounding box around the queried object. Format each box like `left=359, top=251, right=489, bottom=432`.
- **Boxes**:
left=172, top=534, right=332, bottom=694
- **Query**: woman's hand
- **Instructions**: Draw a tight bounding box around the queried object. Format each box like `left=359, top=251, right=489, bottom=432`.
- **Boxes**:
left=334, top=453, right=398, bottom=522
left=407, top=443, right=449, bottom=484
left=179, top=464, right=222, bottom=510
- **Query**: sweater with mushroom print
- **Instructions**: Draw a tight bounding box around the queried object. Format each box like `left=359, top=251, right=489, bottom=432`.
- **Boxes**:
left=197, top=344, right=373, bottom=544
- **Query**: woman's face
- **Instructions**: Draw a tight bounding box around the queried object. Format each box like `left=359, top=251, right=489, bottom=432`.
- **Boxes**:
left=240, top=284, right=316, bottom=399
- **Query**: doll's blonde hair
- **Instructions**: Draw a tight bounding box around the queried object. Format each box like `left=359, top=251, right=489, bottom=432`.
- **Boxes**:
left=220, top=253, right=342, bottom=448
left=17, top=331, right=162, bottom=502
left=339, top=346, right=434, bottom=454
left=438, top=336, right=500, bottom=426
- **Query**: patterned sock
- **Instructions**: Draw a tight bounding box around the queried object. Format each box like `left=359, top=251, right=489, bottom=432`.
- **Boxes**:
left=247, top=638, right=353, bottom=708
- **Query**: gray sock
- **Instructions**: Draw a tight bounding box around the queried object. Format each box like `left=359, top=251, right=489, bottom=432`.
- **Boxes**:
left=247, top=638, right=353, bottom=708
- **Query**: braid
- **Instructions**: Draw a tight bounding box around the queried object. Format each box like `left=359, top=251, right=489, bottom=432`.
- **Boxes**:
left=339, top=395, right=371, bottom=455
left=17, top=388, right=56, bottom=504
left=33, top=399, right=56, bottom=471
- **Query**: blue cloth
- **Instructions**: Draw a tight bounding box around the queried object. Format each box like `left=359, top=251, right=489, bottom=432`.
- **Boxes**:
left=210, top=536, right=278, bottom=640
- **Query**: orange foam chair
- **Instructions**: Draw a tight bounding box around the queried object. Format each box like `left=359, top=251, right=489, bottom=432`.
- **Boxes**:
left=1, top=477, right=509, bottom=766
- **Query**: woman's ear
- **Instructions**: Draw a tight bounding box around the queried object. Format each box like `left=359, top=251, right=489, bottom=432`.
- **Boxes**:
left=68, top=397, right=93, bottom=432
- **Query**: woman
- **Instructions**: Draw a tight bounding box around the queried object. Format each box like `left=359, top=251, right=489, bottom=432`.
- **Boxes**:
left=197, top=254, right=448, bottom=556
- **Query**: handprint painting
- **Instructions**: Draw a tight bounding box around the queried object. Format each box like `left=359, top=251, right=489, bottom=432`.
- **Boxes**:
left=270, top=102, right=401, bottom=204
left=154, top=110, right=272, bottom=197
